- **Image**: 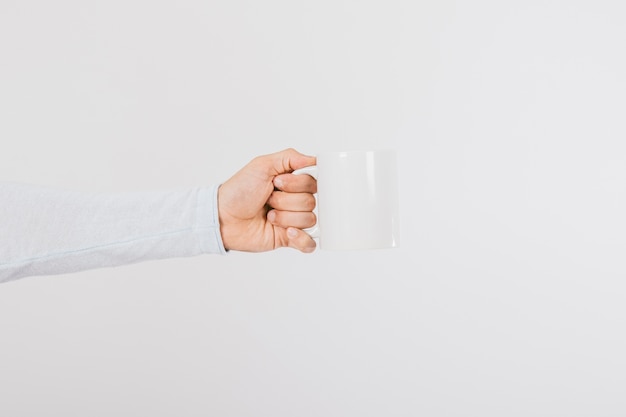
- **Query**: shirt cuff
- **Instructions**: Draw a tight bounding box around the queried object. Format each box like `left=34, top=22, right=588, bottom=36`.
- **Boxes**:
left=196, top=185, right=227, bottom=255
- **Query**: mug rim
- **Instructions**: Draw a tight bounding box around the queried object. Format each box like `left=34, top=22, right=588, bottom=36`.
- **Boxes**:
left=315, top=149, right=396, bottom=156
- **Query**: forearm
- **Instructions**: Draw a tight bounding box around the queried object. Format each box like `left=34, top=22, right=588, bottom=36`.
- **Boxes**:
left=0, top=182, right=226, bottom=283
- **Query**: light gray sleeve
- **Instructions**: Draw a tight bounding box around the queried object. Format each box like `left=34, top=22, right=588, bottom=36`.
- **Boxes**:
left=0, top=183, right=226, bottom=284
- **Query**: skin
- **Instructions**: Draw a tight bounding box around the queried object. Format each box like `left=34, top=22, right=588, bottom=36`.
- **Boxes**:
left=217, top=148, right=317, bottom=253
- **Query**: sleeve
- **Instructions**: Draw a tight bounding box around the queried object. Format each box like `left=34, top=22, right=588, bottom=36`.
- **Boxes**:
left=0, top=182, right=226, bottom=284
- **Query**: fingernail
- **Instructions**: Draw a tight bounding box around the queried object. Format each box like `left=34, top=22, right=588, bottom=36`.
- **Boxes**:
left=274, top=177, right=284, bottom=188
left=267, top=211, right=276, bottom=222
left=287, top=228, right=298, bottom=238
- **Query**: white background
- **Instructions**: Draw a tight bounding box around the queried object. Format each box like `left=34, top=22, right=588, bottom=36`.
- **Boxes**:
left=1, top=0, right=626, bottom=415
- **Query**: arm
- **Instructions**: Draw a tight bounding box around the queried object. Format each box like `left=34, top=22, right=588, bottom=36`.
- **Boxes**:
left=0, top=148, right=317, bottom=284
left=0, top=184, right=225, bottom=283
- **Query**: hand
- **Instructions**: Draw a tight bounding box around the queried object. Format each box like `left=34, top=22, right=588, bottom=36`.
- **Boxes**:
left=217, top=148, right=317, bottom=253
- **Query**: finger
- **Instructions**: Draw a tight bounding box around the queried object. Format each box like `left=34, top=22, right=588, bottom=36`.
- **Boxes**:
left=259, top=148, right=316, bottom=176
left=286, top=227, right=316, bottom=253
left=267, top=209, right=316, bottom=229
left=268, top=191, right=316, bottom=212
left=273, top=173, right=317, bottom=193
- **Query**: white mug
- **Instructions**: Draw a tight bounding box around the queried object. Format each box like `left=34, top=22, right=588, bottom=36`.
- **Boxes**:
left=293, top=150, right=399, bottom=250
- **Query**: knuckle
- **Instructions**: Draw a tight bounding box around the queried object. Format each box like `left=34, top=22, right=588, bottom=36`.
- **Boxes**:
left=301, top=177, right=317, bottom=193
left=306, top=212, right=317, bottom=227
left=304, top=194, right=316, bottom=210
left=300, top=238, right=316, bottom=253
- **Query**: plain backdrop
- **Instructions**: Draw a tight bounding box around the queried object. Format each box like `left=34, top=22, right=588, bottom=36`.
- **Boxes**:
left=1, top=0, right=625, bottom=416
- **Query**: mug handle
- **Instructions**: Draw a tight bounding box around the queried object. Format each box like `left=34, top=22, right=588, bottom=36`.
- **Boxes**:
left=291, top=166, right=320, bottom=239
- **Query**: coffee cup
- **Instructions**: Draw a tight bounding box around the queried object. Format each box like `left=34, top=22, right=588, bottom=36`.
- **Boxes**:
left=293, top=150, right=399, bottom=250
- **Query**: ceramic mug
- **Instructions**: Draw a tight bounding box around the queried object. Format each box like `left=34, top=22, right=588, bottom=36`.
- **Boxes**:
left=293, top=150, right=399, bottom=250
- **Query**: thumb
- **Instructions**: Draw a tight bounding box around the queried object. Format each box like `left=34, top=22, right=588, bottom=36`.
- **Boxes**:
left=268, top=148, right=316, bottom=175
